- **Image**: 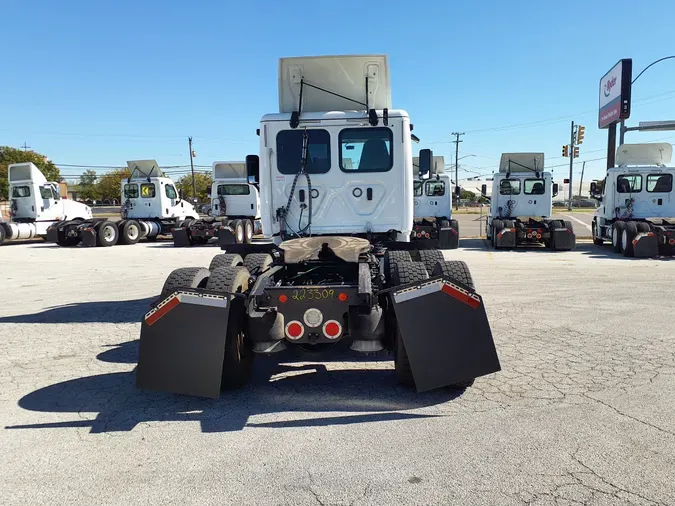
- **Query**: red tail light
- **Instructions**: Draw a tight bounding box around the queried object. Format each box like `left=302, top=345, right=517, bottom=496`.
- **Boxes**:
left=322, top=320, right=342, bottom=339
left=285, top=320, right=304, bottom=340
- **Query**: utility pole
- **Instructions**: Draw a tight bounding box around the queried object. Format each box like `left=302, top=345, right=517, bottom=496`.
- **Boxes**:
left=579, top=161, right=585, bottom=198
left=451, top=132, right=464, bottom=210
left=568, top=121, right=574, bottom=211
left=20, top=142, right=31, bottom=151
left=188, top=137, right=197, bottom=202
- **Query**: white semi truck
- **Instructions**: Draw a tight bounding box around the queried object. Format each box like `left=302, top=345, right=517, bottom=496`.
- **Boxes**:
left=0, top=162, right=92, bottom=245
left=49, top=160, right=198, bottom=247
left=172, top=161, right=262, bottom=247
left=411, top=153, right=459, bottom=248
left=483, top=152, right=575, bottom=250
left=136, top=54, right=500, bottom=399
left=591, top=142, right=675, bottom=257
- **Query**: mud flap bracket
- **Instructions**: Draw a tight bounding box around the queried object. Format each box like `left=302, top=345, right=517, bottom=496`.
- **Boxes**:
left=390, top=276, right=501, bottom=392
left=552, top=227, right=576, bottom=251
left=633, top=232, right=659, bottom=258
left=136, top=289, right=230, bottom=399
left=172, top=227, right=192, bottom=247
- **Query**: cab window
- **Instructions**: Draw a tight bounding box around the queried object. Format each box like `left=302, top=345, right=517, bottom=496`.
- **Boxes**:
left=524, top=179, right=545, bottom=195
left=277, top=129, right=331, bottom=174
left=426, top=180, right=445, bottom=196
left=413, top=181, right=423, bottom=197
left=617, top=175, right=642, bottom=193
left=165, top=185, right=177, bottom=199
left=217, top=184, right=251, bottom=196
left=12, top=185, right=30, bottom=197
left=646, top=174, right=672, bottom=193
left=141, top=183, right=156, bottom=198
left=339, top=127, right=393, bottom=173
left=124, top=184, right=139, bottom=198
left=39, top=186, right=53, bottom=199
left=499, top=179, right=521, bottom=195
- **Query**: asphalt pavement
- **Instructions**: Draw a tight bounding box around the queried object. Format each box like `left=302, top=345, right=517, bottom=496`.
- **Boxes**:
left=455, top=211, right=594, bottom=238
left=1, top=241, right=674, bottom=505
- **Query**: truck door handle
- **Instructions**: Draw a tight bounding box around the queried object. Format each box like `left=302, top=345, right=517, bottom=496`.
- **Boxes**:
left=299, top=190, right=306, bottom=202
left=367, top=188, right=373, bottom=201
left=251, top=203, right=254, bottom=210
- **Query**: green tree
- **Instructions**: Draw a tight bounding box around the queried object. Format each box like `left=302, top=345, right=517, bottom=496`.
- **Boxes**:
left=97, top=168, right=131, bottom=201
left=459, top=189, right=476, bottom=202
left=177, top=173, right=213, bottom=202
left=0, top=146, right=62, bottom=199
left=78, top=169, right=100, bottom=200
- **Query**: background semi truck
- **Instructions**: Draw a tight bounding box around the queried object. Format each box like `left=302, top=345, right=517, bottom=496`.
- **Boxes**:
left=411, top=153, right=458, bottom=248
left=0, top=162, right=92, bottom=245
left=172, top=161, right=262, bottom=247
left=136, top=54, right=500, bottom=399
left=483, top=152, right=575, bottom=250
left=49, top=160, right=197, bottom=247
left=591, top=142, right=675, bottom=257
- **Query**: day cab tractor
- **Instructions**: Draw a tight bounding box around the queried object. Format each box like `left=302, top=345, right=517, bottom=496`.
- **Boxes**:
left=136, top=54, right=500, bottom=399
left=47, top=160, right=198, bottom=247
left=411, top=152, right=459, bottom=249
left=482, top=152, right=575, bottom=251
left=0, top=162, right=92, bottom=245
left=172, top=161, right=262, bottom=247
left=591, top=142, right=675, bottom=257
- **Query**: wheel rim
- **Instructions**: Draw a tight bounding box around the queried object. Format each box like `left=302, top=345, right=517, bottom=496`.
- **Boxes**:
left=103, top=225, right=115, bottom=241
left=127, top=224, right=139, bottom=240
left=612, top=227, right=618, bottom=246
left=237, top=226, right=244, bottom=242
left=622, top=229, right=627, bottom=251
left=246, top=222, right=253, bottom=238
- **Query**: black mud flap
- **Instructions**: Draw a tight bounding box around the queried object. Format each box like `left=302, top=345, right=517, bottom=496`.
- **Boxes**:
left=172, top=227, right=192, bottom=247
left=136, top=290, right=230, bottom=399
left=439, top=227, right=459, bottom=249
left=553, top=228, right=576, bottom=251
left=633, top=232, right=659, bottom=258
left=45, top=225, right=58, bottom=243
left=217, top=226, right=236, bottom=247
left=391, top=276, right=501, bottom=392
left=495, top=228, right=516, bottom=248
left=80, top=227, right=97, bottom=247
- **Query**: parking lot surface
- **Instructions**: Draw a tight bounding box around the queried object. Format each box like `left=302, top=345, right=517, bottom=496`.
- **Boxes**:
left=1, top=240, right=674, bottom=505
left=455, top=211, right=593, bottom=238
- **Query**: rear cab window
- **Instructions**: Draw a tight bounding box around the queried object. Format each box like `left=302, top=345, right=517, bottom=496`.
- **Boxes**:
left=276, top=129, right=331, bottom=174
left=524, top=179, right=545, bottom=195
left=499, top=179, right=521, bottom=195
left=414, top=181, right=423, bottom=197
left=141, top=183, right=156, bottom=198
left=647, top=174, right=672, bottom=193
left=12, top=185, right=31, bottom=198
left=617, top=175, right=642, bottom=193
left=124, top=184, right=139, bottom=198
left=339, top=127, right=393, bottom=173
left=426, top=180, right=445, bottom=196
left=218, top=184, right=251, bottom=196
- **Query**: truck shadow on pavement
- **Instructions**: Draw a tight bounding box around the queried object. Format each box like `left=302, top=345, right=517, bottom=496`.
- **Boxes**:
left=9, top=350, right=464, bottom=433
left=0, top=298, right=155, bottom=324
left=577, top=242, right=675, bottom=261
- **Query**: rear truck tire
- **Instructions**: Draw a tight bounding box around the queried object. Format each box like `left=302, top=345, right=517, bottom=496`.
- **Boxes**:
left=384, top=250, right=413, bottom=285
left=118, top=219, right=141, bottom=245
left=563, top=220, right=574, bottom=232
left=392, top=261, right=429, bottom=287
left=636, top=222, right=651, bottom=233
left=0, top=224, right=6, bottom=245
left=431, top=260, right=475, bottom=290
left=439, top=219, right=450, bottom=228
left=160, top=267, right=211, bottom=300
left=492, top=219, right=504, bottom=249
left=205, top=266, right=253, bottom=389
left=95, top=221, right=118, bottom=247
left=243, top=219, right=254, bottom=244
left=243, top=253, right=273, bottom=275
left=592, top=220, right=603, bottom=245
left=449, top=219, right=459, bottom=235
left=418, top=249, right=445, bottom=274
left=209, top=253, right=244, bottom=271
left=622, top=221, right=638, bottom=258
left=231, top=219, right=245, bottom=244
left=612, top=222, right=625, bottom=253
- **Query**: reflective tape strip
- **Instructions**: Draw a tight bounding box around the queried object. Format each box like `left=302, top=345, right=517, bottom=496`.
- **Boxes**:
left=180, top=293, right=228, bottom=308
left=393, top=280, right=443, bottom=303
left=144, top=291, right=228, bottom=326
left=145, top=295, right=180, bottom=326
left=393, top=279, right=481, bottom=309
left=441, top=282, right=481, bottom=309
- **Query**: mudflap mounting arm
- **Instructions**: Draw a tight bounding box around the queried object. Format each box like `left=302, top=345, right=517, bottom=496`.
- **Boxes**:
left=389, top=276, right=501, bottom=392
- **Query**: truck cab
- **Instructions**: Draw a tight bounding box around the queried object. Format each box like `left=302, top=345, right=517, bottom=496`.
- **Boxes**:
left=121, top=160, right=196, bottom=221
left=210, top=161, right=261, bottom=221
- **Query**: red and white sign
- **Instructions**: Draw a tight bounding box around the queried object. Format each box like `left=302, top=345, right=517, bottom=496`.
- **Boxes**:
left=598, top=59, right=632, bottom=129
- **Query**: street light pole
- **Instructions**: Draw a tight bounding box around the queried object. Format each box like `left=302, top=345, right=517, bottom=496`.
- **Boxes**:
left=451, top=132, right=465, bottom=210
left=188, top=137, right=197, bottom=201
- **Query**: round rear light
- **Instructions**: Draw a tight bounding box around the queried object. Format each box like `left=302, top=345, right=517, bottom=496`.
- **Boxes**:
left=285, top=321, right=304, bottom=340
left=323, top=320, right=342, bottom=339
left=279, top=294, right=288, bottom=303
left=338, top=292, right=348, bottom=302
left=670, top=238, right=675, bottom=245
left=527, top=233, right=532, bottom=239
left=303, top=308, right=323, bottom=328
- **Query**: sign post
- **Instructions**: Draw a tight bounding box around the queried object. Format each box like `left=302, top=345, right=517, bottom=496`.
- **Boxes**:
left=598, top=59, right=632, bottom=169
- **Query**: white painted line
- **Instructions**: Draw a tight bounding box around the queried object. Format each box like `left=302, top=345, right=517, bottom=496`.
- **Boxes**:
left=563, top=214, right=592, bottom=231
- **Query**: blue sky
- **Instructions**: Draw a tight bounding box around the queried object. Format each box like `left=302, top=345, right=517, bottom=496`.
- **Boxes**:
left=1, top=0, right=674, bottom=184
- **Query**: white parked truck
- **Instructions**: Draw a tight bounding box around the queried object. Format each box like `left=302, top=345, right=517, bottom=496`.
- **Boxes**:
left=411, top=153, right=458, bottom=248
left=49, top=160, right=197, bottom=247
left=136, top=54, right=500, bottom=399
left=482, top=152, right=575, bottom=250
left=591, top=142, right=675, bottom=257
left=172, top=161, right=262, bottom=247
left=0, top=162, right=92, bottom=245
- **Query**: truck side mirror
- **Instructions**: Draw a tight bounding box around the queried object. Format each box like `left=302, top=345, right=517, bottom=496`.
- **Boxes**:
left=178, top=188, right=183, bottom=200
left=455, top=185, right=461, bottom=197
left=590, top=182, right=597, bottom=195
left=552, top=183, right=559, bottom=197
left=418, top=149, right=432, bottom=177
left=246, top=154, right=260, bottom=184
left=481, top=184, right=487, bottom=196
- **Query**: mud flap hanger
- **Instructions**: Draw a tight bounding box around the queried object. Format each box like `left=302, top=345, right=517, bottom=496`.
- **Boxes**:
left=389, top=275, right=501, bottom=392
